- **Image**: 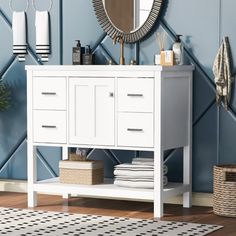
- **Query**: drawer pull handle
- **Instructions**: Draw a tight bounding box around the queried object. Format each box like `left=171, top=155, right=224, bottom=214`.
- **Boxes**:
left=127, top=128, right=143, bottom=132
left=42, top=125, right=57, bottom=129
left=41, top=92, right=57, bottom=95
left=127, top=94, right=143, bottom=97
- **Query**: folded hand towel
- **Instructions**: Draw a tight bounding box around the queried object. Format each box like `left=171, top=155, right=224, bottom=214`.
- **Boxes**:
left=132, top=160, right=154, bottom=166
left=115, top=163, right=154, bottom=171
left=116, top=176, right=154, bottom=181
left=132, top=157, right=154, bottom=163
left=114, top=163, right=168, bottom=175
left=213, top=36, right=234, bottom=110
left=114, top=176, right=168, bottom=188
left=12, top=11, right=27, bottom=61
left=114, top=180, right=154, bottom=189
left=35, top=11, right=50, bottom=61
left=114, top=169, right=154, bottom=177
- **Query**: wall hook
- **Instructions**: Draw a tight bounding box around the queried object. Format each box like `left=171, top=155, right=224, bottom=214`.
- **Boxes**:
left=32, top=0, right=53, bottom=12
left=9, top=0, right=29, bottom=12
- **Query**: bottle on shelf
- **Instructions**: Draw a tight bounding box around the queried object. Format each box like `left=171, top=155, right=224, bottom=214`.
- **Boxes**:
left=172, top=34, right=183, bottom=65
left=82, top=45, right=94, bottom=65
left=72, top=40, right=82, bottom=65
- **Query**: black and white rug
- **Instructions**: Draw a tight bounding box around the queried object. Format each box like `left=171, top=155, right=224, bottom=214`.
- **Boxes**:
left=0, top=207, right=222, bottom=236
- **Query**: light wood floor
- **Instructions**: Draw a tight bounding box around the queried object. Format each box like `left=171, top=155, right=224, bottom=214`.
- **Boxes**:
left=0, top=192, right=235, bottom=235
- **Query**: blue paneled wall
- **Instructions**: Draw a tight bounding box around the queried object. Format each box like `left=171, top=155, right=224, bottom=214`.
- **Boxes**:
left=0, top=0, right=235, bottom=192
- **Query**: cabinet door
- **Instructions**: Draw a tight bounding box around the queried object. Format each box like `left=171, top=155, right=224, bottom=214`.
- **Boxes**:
left=69, top=78, right=115, bottom=146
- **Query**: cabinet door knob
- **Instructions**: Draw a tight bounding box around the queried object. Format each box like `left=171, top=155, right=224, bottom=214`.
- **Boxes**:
left=109, top=92, right=114, bottom=97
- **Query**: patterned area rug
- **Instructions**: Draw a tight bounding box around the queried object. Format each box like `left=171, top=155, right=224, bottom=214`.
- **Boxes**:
left=0, top=207, right=222, bottom=236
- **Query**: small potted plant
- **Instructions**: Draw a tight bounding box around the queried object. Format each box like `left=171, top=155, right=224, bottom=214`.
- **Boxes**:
left=0, top=80, right=11, bottom=111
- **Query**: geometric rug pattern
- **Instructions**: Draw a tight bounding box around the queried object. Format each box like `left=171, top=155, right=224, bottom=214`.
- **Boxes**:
left=0, top=207, right=222, bottom=236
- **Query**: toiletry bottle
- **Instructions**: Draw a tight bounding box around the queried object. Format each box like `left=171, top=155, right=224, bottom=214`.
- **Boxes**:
left=172, top=34, right=183, bottom=65
left=72, top=40, right=82, bottom=65
left=82, top=45, right=93, bottom=65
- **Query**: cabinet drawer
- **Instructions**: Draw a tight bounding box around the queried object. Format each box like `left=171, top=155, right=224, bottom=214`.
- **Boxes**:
left=33, top=77, right=66, bottom=110
left=118, top=78, right=153, bottom=112
left=118, top=113, right=153, bottom=148
left=33, top=110, right=66, bottom=143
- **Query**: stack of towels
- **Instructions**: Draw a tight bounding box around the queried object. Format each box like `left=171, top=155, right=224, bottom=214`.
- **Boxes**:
left=114, top=158, right=168, bottom=189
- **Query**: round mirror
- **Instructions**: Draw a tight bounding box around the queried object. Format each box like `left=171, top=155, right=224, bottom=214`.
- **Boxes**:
left=93, top=0, right=163, bottom=43
left=103, top=0, right=153, bottom=33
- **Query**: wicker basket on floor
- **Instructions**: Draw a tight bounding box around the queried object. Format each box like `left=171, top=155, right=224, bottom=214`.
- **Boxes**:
left=213, top=165, right=236, bottom=217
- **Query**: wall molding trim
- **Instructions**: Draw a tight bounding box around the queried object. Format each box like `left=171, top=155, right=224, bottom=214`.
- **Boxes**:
left=0, top=180, right=213, bottom=207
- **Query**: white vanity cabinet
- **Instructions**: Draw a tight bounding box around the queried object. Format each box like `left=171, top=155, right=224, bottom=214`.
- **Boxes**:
left=26, top=65, right=194, bottom=218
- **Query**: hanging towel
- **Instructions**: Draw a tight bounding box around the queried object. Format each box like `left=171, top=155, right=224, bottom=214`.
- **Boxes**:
left=12, top=11, right=27, bottom=61
left=213, top=37, right=234, bottom=110
left=35, top=11, right=50, bottom=61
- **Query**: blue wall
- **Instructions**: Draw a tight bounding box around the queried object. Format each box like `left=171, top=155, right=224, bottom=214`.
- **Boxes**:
left=0, top=0, right=235, bottom=192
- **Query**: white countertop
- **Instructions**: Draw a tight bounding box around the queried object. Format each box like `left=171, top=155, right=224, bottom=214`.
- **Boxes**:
left=25, top=64, right=195, bottom=72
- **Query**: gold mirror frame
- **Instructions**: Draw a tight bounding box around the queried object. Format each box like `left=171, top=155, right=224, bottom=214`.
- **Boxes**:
left=92, top=0, right=163, bottom=43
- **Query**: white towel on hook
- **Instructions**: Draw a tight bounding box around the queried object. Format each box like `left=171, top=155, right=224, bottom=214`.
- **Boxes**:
left=35, top=11, right=50, bottom=60
left=12, top=11, right=27, bottom=61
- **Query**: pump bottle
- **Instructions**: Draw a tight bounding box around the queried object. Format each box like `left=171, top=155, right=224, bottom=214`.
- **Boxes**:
left=172, top=35, right=183, bottom=65
left=72, top=40, right=82, bottom=65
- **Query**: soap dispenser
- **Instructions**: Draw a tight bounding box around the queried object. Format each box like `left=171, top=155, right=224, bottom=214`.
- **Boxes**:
left=172, top=35, right=183, bottom=65
left=72, top=40, right=82, bottom=65
left=82, top=45, right=94, bottom=65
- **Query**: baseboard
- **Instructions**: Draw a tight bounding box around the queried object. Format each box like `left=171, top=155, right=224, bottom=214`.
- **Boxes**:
left=165, top=193, right=213, bottom=207
left=0, top=180, right=213, bottom=207
left=0, top=179, right=27, bottom=193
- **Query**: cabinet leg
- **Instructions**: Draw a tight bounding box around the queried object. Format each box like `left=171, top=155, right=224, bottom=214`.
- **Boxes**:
left=62, top=146, right=69, bottom=161
left=183, top=145, right=192, bottom=208
left=62, top=147, right=70, bottom=200
left=62, top=193, right=71, bottom=199
left=154, top=201, right=163, bottom=218
left=154, top=149, right=164, bottom=218
left=28, top=190, right=37, bottom=207
left=28, top=145, right=37, bottom=207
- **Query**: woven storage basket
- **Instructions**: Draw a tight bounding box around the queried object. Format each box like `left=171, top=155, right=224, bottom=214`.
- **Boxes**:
left=59, top=160, right=104, bottom=185
left=69, top=153, right=86, bottom=161
left=213, top=165, right=236, bottom=217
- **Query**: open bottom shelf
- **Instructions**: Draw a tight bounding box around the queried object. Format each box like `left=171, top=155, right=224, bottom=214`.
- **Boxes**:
left=34, top=178, right=190, bottom=202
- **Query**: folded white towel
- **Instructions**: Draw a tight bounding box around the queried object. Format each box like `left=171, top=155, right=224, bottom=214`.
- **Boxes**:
left=114, top=163, right=168, bottom=175
left=132, top=157, right=154, bottom=164
left=132, top=161, right=154, bottom=166
left=115, top=163, right=154, bottom=170
left=35, top=11, right=50, bottom=61
left=114, top=176, right=168, bottom=189
left=116, top=178, right=153, bottom=182
left=12, top=11, right=27, bottom=61
left=114, top=169, right=153, bottom=177
left=116, top=176, right=153, bottom=181
left=114, top=180, right=154, bottom=189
